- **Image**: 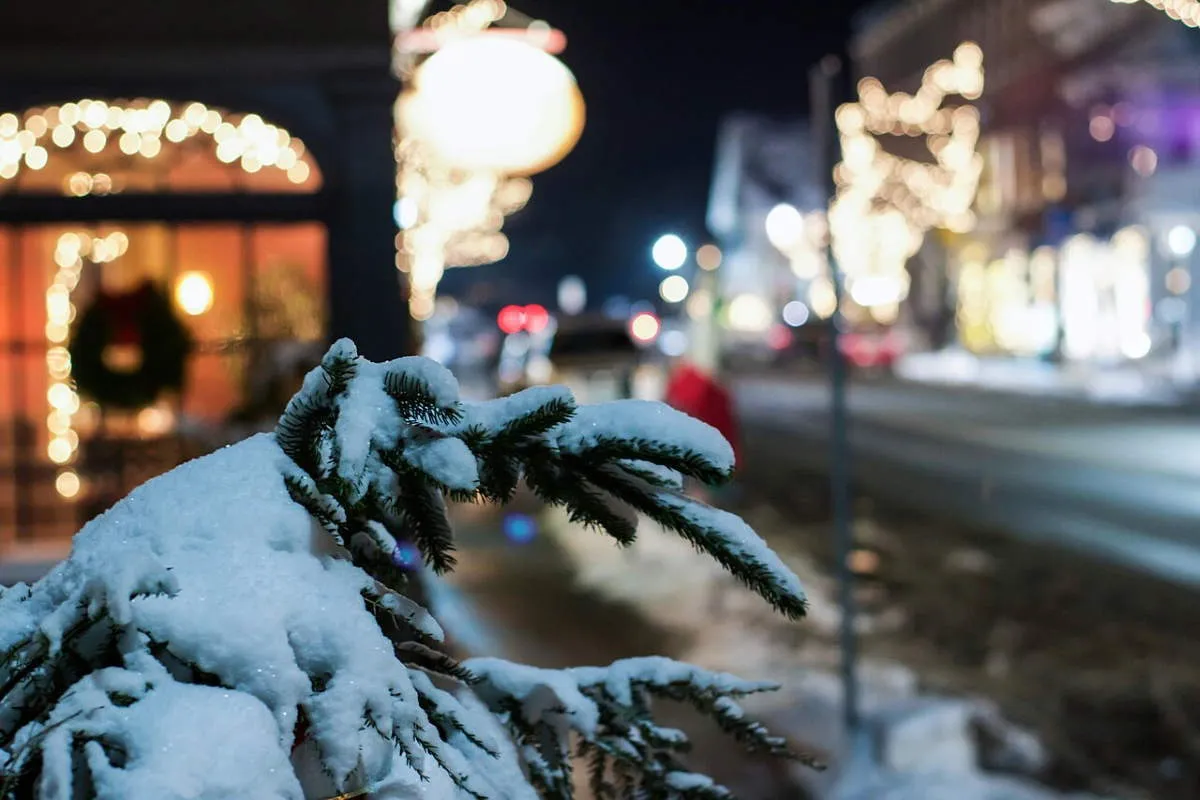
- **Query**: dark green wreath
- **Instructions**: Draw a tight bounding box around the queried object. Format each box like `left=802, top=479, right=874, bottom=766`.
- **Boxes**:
left=69, top=281, right=193, bottom=410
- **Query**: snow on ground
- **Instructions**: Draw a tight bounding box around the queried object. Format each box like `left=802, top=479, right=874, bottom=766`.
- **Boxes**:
left=543, top=504, right=1107, bottom=800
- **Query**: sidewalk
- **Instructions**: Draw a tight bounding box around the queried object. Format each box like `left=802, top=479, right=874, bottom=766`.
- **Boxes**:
left=541, top=504, right=1100, bottom=800
left=894, top=349, right=1188, bottom=407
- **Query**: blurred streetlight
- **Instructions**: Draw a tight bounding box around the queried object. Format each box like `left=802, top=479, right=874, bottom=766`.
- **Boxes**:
left=652, top=234, right=688, bottom=271
left=557, top=275, right=587, bottom=314
left=659, top=274, right=690, bottom=303
left=696, top=243, right=723, bottom=271
left=765, top=203, right=804, bottom=251
left=1167, top=225, right=1197, bottom=258
left=782, top=300, right=811, bottom=327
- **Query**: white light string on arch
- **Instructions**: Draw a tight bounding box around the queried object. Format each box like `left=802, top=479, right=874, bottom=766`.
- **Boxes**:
left=0, top=98, right=320, bottom=498
left=828, top=42, right=985, bottom=320
left=0, top=98, right=319, bottom=193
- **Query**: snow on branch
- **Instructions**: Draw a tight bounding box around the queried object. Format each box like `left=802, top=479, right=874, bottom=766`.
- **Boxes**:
left=0, top=339, right=809, bottom=799
left=466, top=656, right=818, bottom=798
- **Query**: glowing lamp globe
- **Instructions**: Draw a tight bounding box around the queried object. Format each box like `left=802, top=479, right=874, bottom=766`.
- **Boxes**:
left=401, top=37, right=586, bottom=177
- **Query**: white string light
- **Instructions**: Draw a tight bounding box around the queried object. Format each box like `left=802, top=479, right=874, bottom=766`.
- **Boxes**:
left=395, top=0, right=541, bottom=321
left=44, top=230, right=130, bottom=495
left=1110, top=0, right=1200, bottom=27
left=0, top=99, right=319, bottom=192
left=830, top=42, right=985, bottom=320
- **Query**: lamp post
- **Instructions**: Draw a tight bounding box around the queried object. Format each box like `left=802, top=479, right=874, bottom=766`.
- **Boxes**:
left=811, top=53, right=861, bottom=738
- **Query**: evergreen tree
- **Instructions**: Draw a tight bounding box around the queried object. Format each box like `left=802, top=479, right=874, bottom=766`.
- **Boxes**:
left=0, top=339, right=812, bottom=799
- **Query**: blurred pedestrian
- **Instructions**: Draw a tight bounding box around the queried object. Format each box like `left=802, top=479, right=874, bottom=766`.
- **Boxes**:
left=663, top=358, right=741, bottom=506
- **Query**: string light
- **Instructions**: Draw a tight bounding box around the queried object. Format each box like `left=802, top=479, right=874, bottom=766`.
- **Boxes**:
left=1110, top=0, right=1200, bottom=27
left=394, top=1, right=547, bottom=319
left=830, top=42, right=985, bottom=312
left=44, top=230, right=129, bottom=490
left=0, top=99, right=320, bottom=193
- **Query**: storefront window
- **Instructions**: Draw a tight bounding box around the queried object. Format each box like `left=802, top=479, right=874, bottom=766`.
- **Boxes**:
left=0, top=100, right=327, bottom=552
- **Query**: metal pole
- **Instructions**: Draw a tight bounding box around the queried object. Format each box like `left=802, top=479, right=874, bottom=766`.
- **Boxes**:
left=810, top=54, right=860, bottom=735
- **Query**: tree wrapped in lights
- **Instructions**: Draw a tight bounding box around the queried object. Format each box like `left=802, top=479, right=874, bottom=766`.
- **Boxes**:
left=393, top=0, right=585, bottom=321
left=0, top=339, right=811, bottom=799
left=828, top=42, right=985, bottom=324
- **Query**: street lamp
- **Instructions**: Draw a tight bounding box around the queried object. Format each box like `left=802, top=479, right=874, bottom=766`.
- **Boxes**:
left=1167, top=224, right=1197, bottom=258
left=652, top=234, right=688, bottom=271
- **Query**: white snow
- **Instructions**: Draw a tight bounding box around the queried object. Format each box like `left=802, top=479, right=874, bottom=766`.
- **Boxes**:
left=334, top=359, right=404, bottom=503
left=666, top=771, right=716, bottom=790
left=453, top=385, right=575, bottom=436
left=551, top=400, right=735, bottom=473
left=2, top=436, right=453, bottom=797
left=569, top=656, right=776, bottom=707
left=36, top=666, right=303, bottom=800
left=465, top=657, right=600, bottom=738
left=402, top=436, right=479, bottom=492
left=1, top=343, right=801, bottom=798
left=656, top=492, right=807, bottom=607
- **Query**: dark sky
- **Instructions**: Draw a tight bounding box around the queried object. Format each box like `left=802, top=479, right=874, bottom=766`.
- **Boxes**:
left=438, top=0, right=876, bottom=310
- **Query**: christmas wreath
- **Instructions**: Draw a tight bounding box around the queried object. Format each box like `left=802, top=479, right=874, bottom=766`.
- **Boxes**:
left=69, top=280, right=193, bottom=410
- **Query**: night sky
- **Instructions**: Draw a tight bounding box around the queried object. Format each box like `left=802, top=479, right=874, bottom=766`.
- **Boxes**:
left=437, top=0, right=877, bottom=311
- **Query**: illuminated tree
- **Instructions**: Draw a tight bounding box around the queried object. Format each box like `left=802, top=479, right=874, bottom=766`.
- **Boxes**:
left=828, top=42, right=985, bottom=326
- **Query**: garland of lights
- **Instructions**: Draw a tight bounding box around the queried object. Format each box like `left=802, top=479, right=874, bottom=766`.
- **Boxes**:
left=69, top=281, right=193, bottom=412
left=828, top=42, right=984, bottom=320
left=0, top=99, right=317, bottom=193
left=395, top=0, right=550, bottom=321
left=1111, top=0, right=1200, bottom=27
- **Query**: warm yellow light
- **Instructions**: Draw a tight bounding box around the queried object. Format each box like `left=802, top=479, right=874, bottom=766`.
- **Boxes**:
left=402, top=37, right=586, bottom=176
left=47, top=410, right=71, bottom=435
left=659, top=274, right=690, bottom=304
left=25, top=146, right=48, bottom=170
left=410, top=292, right=436, bottom=321
left=47, top=382, right=77, bottom=411
left=47, top=437, right=74, bottom=465
left=287, top=161, right=311, bottom=184
left=809, top=278, right=838, bottom=319
left=137, top=407, right=175, bottom=436
left=82, top=129, right=106, bottom=154
left=55, top=470, right=81, bottom=499
left=727, top=293, right=773, bottom=333
left=629, top=312, right=661, bottom=342
left=175, top=271, right=214, bottom=316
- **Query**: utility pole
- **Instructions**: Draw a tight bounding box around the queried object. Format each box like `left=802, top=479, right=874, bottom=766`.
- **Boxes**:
left=809, top=54, right=860, bottom=736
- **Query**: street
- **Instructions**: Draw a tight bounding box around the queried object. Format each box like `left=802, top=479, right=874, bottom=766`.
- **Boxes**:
left=735, top=375, right=1200, bottom=588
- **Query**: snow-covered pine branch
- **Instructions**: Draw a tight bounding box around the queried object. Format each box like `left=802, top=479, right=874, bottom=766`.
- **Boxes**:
left=0, top=339, right=808, bottom=799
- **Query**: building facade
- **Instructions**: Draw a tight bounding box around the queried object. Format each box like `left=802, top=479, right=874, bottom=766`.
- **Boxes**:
left=852, top=0, right=1200, bottom=365
left=0, top=2, right=407, bottom=554
left=706, top=114, right=827, bottom=355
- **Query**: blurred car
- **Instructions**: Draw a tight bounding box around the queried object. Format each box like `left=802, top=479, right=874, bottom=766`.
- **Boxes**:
left=839, top=325, right=906, bottom=372
left=498, top=314, right=644, bottom=402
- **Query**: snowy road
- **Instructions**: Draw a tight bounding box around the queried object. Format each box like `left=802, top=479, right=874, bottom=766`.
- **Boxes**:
left=736, top=376, right=1200, bottom=587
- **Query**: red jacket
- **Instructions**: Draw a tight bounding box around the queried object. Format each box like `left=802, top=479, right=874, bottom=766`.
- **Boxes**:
left=663, top=363, right=741, bottom=471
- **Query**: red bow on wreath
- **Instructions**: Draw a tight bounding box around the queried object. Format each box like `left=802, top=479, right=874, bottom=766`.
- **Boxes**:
left=96, top=283, right=153, bottom=347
